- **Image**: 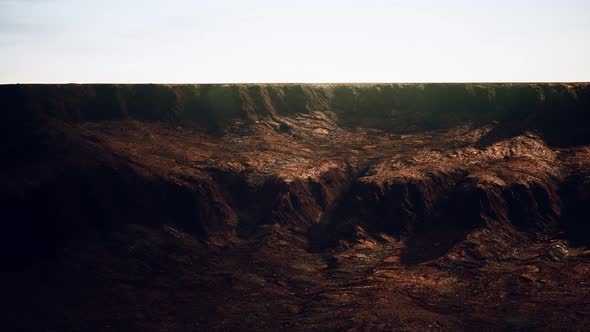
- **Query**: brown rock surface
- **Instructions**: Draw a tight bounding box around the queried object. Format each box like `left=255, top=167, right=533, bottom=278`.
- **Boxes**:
left=1, top=83, right=590, bottom=330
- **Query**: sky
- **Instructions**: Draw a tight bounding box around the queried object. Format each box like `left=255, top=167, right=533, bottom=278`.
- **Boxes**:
left=0, top=0, right=589, bottom=83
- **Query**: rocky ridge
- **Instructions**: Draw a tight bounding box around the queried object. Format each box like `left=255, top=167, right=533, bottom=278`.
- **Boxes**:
left=1, top=83, right=590, bottom=330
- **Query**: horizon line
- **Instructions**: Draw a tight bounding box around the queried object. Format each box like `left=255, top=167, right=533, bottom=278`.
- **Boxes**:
left=2, top=81, right=590, bottom=85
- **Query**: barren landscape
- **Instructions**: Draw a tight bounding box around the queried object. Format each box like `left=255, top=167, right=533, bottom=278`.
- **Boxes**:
left=2, top=83, right=590, bottom=331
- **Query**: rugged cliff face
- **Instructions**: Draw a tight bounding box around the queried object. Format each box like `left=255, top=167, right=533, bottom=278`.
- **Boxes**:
left=1, top=83, right=590, bottom=330
left=4, top=83, right=590, bottom=137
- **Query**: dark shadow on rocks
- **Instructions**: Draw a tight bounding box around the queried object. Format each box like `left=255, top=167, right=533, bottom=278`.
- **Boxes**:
left=559, top=175, right=590, bottom=246
left=401, top=224, right=473, bottom=265
left=400, top=182, right=489, bottom=265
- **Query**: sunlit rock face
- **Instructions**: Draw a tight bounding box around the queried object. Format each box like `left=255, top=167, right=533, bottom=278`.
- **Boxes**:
left=2, top=83, right=590, bottom=330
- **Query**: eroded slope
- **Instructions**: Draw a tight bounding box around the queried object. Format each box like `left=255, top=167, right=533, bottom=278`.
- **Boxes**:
left=1, top=84, right=590, bottom=331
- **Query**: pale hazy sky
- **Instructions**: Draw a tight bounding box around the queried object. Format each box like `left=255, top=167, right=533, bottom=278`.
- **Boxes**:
left=1, top=0, right=589, bottom=83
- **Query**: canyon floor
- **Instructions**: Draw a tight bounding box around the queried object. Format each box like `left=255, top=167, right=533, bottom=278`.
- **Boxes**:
left=2, top=84, right=590, bottom=331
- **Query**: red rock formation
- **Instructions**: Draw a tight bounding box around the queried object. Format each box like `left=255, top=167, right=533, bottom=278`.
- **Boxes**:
left=1, top=83, right=590, bottom=330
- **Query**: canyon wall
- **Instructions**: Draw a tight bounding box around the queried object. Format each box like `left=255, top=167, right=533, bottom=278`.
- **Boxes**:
left=1, top=83, right=589, bottom=265
left=2, top=83, right=590, bottom=330
left=3, top=83, right=590, bottom=142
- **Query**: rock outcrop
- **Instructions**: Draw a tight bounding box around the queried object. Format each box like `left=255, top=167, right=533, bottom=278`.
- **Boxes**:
left=1, top=83, right=590, bottom=330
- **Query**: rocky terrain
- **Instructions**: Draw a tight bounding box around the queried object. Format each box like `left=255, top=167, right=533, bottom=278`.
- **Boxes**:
left=1, top=83, right=590, bottom=331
